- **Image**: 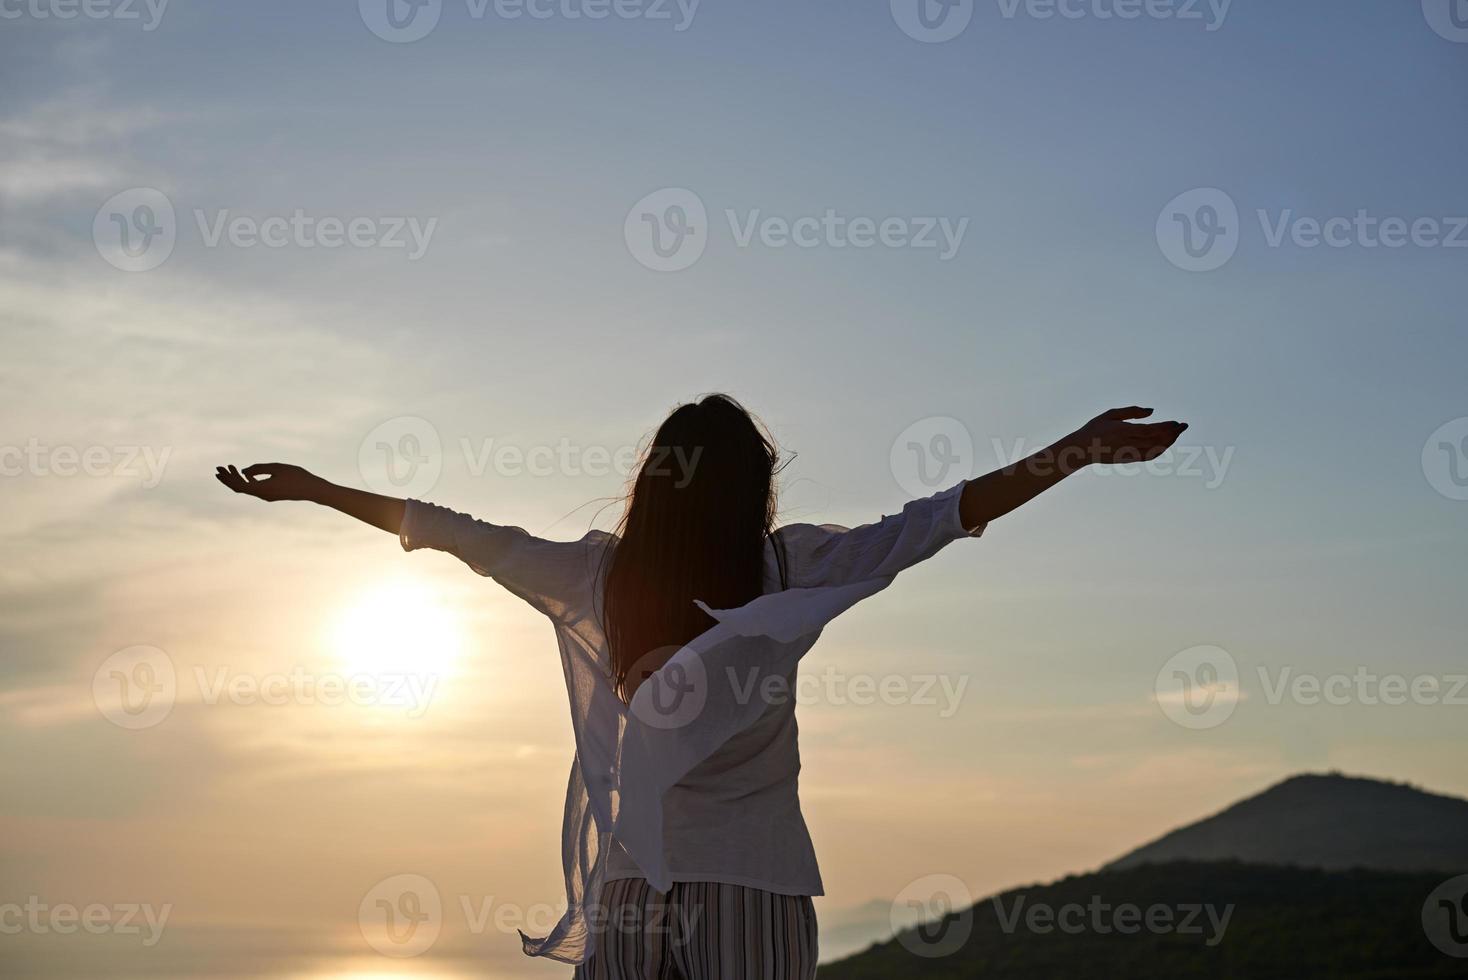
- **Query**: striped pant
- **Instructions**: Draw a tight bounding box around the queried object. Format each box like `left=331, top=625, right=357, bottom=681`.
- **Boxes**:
left=572, top=878, right=819, bottom=980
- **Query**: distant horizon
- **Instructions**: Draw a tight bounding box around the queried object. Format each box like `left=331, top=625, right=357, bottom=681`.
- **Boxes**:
left=2, top=766, right=1461, bottom=974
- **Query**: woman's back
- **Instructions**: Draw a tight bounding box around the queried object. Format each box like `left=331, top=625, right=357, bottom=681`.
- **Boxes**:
left=603, top=535, right=821, bottom=895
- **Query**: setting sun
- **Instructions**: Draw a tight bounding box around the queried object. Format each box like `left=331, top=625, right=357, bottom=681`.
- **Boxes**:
left=331, top=579, right=463, bottom=682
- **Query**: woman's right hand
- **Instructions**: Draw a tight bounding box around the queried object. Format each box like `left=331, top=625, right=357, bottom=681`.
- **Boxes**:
left=215, top=463, right=326, bottom=503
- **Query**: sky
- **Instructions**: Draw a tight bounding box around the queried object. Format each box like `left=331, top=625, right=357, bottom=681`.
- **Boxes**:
left=2, top=0, right=1467, bottom=976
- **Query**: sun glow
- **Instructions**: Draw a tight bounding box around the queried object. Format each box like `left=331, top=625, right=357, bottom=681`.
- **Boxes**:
left=331, top=579, right=463, bottom=682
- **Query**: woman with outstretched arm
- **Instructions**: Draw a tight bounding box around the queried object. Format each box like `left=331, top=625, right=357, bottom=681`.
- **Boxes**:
left=217, top=398, right=1186, bottom=978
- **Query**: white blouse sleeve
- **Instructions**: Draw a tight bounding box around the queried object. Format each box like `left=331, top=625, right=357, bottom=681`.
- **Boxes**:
left=777, top=479, right=985, bottom=590
left=399, top=499, right=606, bottom=621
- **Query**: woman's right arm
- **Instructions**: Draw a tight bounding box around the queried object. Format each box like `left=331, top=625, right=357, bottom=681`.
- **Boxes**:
left=216, top=462, right=604, bottom=620
left=215, top=463, right=405, bottom=534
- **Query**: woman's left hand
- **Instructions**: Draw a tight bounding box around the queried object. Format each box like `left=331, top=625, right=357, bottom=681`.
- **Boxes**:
left=1072, top=407, right=1189, bottom=466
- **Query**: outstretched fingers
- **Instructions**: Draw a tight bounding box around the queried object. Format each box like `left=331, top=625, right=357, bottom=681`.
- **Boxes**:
left=1103, top=406, right=1154, bottom=422
left=1136, top=421, right=1189, bottom=453
left=216, top=465, right=261, bottom=496
left=1101, top=421, right=1189, bottom=464
left=1127, top=420, right=1188, bottom=439
left=216, top=466, right=245, bottom=493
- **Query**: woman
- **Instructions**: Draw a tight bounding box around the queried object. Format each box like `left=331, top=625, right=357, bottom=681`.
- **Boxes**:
left=216, top=395, right=1186, bottom=979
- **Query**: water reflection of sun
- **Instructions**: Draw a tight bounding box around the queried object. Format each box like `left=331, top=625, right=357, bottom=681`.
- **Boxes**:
left=330, top=579, right=463, bottom=683
left=291, top=963, right=477, bottom=980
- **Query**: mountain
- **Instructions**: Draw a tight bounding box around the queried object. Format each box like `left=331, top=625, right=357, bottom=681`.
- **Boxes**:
left=1107, top=772, right=1468, bottom=873
left=820, top=861, right=1464, bottom=980
left=822, top=773, right=1468, bottom=978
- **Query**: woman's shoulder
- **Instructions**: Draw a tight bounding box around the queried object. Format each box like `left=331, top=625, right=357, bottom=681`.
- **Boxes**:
left=582, top=528, right=618, bottom=547
left=764, top=522, right=850, bottom=589
left=770, top=520, right=862, bottom=556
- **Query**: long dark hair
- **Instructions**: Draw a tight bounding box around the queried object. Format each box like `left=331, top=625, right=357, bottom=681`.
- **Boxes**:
left=602, top=394, right=786, bottom=702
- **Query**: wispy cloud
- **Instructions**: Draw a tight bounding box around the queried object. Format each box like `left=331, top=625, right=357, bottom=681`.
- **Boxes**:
left=0, top=90, right=175, bottom=203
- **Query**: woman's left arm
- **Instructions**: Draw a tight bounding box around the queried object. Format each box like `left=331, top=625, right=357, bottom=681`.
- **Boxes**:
left=959, top=406, right=1188, bottom=528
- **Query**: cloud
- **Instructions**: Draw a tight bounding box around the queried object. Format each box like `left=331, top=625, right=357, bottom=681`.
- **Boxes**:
left=0, top=155, right=121, bottom=202
left=0, top=684, right=97, bottom=728
left=0, top=262, right=389, bottom=546
left=0, top=91, right=175, bottom=204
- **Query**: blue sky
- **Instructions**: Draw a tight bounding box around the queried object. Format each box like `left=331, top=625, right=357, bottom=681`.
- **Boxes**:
left=2, top=0, right=1467, bottom=975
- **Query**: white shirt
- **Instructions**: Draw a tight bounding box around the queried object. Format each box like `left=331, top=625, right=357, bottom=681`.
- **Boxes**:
left=399, top=480, right=983, bottom=964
